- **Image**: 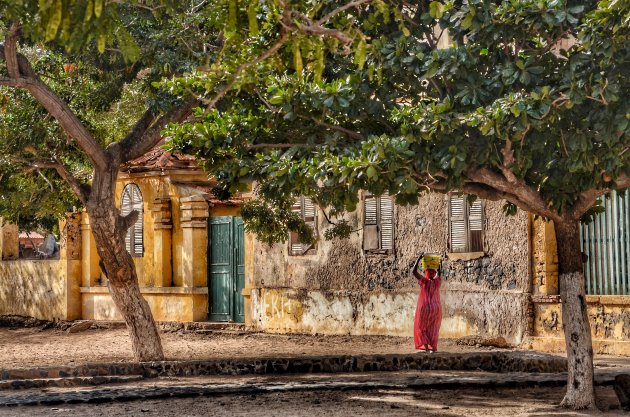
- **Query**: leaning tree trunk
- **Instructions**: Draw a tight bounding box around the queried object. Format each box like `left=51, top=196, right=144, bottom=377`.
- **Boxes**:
left=86, top=169, right=164, bottom=362
left=555, top=218, right=595, bottom=409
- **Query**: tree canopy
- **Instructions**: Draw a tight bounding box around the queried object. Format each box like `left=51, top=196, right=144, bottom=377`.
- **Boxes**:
left=164, top=0, right=629, bottom=243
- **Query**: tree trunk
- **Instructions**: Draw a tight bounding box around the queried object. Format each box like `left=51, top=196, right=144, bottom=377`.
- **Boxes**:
left=86, top=169, right=164, bottom=362
left=555, top=218, right=595, bottom=409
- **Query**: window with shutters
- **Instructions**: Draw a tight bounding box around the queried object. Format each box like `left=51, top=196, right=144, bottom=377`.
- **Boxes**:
left=363, top=192, right=395, bottom=253
left=289, top=196, right=317, bottom=256
left=448, top=194, right=484, bottom=254
left=120, top=183, right=144, bottom=257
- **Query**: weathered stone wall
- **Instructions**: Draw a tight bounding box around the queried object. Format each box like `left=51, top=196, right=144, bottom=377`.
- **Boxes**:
left=0, top=260, right=67, bottom=320
left=251, top=194, right=531, bottom=344
left=530, top=295, right=630, bottom=356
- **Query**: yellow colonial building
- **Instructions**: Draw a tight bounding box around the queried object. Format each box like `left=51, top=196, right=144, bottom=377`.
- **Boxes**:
left=0, top=147, right=628, bottom=356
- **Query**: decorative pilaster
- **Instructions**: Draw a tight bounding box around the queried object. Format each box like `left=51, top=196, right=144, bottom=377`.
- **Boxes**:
left=59, top=213, right=82, bottom=319
left=80, top=213, right=103, bottom=287
left=532, top=216, right=559, bottom=296
left=151, top=197, right=173, bottom=287
left=180, top=196, right=209, bottom=288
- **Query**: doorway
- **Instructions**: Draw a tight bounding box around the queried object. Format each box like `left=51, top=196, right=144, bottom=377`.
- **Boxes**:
left=208, top=216, right=245, bottom=322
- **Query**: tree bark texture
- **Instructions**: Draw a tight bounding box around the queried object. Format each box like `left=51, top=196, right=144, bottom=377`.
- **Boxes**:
left=86, top=169, right=164, bottom=362
left=555, top=219, right=595, bottom=409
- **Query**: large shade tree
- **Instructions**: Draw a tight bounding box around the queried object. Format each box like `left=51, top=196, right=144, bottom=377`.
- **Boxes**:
left=0, top=0, right=375, bottom=361
left=165, top=0, right=629, bottom=409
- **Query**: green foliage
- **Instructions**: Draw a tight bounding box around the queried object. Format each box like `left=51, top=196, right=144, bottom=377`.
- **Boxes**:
left=165, top=0, right=629, bottom=243
left=0, top=1, right=216, bottom=229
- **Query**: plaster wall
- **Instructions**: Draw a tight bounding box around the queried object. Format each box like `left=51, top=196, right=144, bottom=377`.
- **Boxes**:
left=531, top=296, right=630, bottom=356
left=251, top=194, right=530, bottom=344
left=81, top=287, right=208, bottom=322
left=0, top=260, right=68, bottom=320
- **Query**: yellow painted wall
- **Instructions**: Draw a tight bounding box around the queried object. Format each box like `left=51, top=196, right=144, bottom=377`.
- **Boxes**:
left=81, top=287, right=208, bottom=322
left=0, top=260, right=74, bottom=320
left=114, top=170, right=209, bottom=288
left=529, top=216, right=630, bottom=356
left=530, top=296, right=630, bottom=356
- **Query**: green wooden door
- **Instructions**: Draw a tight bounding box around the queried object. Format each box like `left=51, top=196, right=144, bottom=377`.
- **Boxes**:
left=208, top=216, right=245, bottom=323
left=233, top=218, right=245, bottom=323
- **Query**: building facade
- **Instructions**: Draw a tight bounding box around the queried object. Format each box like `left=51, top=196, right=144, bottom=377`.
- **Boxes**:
left=0, top=150, right=628, bottom=355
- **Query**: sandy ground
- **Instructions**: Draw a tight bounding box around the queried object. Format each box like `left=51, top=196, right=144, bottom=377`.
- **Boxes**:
left=0, top=326, right=494, bottom=368
left=0, top=386, right=625, bottom=417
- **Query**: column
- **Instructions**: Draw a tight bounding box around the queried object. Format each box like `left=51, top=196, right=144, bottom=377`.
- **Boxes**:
left=151, top=197, right=173, bottom=287
left=59, top=213, right=82, bottom=319
left=80, top=213, right=102, bottom=287
left=180, top=196, right=209, bottom=288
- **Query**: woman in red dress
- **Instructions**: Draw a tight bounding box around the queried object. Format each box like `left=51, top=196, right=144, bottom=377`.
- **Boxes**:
left=412, top=255, right=442, bottom=352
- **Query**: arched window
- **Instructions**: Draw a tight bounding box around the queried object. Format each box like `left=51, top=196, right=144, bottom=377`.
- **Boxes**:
left=120, top=183, right=144, bottom=257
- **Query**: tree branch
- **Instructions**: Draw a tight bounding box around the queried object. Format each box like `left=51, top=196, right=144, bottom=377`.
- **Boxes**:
left=0, top=31, right=109, bottom=171
left=118, top=97, right=199, bottom=163
left=570, top=174, right=630, bottom=219
left=4, top=23, right=21, bottom=78
left=500, top=139, right=519, bottom=184
left=247, top=143, right=305, bottom=150
left=203, top=31, right=289, bottom=110
left=315, top=0, right=369, bottom=26
left=465, top=167, right=561, bottom=221
left=297, top=115, right=363, bottom=140
left=28, top=159, right=89, bottom=204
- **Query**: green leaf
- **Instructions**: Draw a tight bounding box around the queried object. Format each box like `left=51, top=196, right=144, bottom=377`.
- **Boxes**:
left=354, top=38, right=367, bottom=70
left=429, top=2, right=445, bottom=19
left=45, top=0, right=63, bottom=42
left=94, top=0, right=103, bottom=18
left=97, top=33, right=106, bottom=53
left=461, top=14, right=473, bottom=29
left=366, top=166, right=377, bottom=179
left=248, top=0, right=259, bottom=35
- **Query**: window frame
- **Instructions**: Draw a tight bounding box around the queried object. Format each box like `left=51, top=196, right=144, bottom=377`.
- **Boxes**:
left=120, top=183, right=144, bottom=258
left=288, top=196, right=318, bottom=256
left=362, top=191, right=395, bottom=254
left=448, top=194, right=485, bottom=256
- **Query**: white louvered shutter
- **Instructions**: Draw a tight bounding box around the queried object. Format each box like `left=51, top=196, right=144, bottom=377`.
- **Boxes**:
left=290, top=199, right=303, bottom=255
left=468, top=199, right=483, bottom=252
left=379, top=193, right=394, bottom=251
left=449, top=195, right=467, bottom=252
left=120, top=189, right=133, bottom=254
left=133, top=188, right=144, bottom=257
left=289, top=197, right=317, bottom=255
left=120, top=184, right=144, bottom=257
left=301, top=197, right=316, bottom=254
left=363, top=194, right=379, bottom=250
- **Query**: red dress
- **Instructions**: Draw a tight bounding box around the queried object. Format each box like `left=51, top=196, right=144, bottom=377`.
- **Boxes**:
left=414, top=269, right=442, bottom=351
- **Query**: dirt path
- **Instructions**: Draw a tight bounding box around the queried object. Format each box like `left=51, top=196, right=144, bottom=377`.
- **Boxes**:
left=0, top=326, right=506, bottom=368
left=0, top=386, right=624, bottom=416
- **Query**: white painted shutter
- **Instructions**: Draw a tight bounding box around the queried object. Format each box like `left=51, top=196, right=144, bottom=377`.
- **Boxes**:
left=301, top=197, right=316, bottom=254
left=120, top=189, right=133, bottom=254
left=449, top=195, right=467, bottom=252
left=379, top=193, right=394, bottom=250
left=363, top=194, right=379, bottom=250
left=290, top=199, right=303, bottom=255
left=289, top=197, right=316, bottom=255
left=133, top=192, right=144, bottom=257
left=468, top=198, right=483, bottom=252
left=120, top=184, right=143, bottom=257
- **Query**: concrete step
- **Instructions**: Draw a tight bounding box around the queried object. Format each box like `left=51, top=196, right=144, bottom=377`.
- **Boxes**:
left=0, top=374, right=144, bottom=390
